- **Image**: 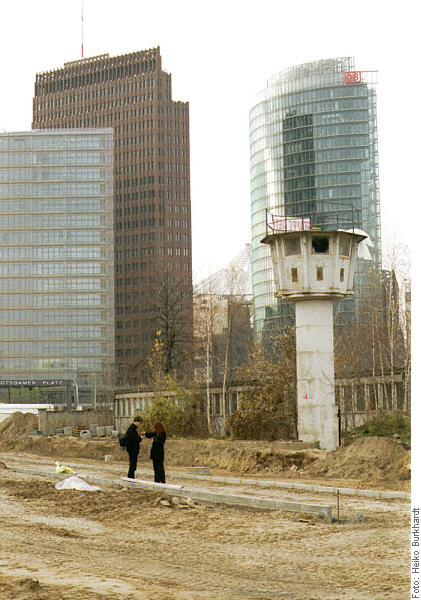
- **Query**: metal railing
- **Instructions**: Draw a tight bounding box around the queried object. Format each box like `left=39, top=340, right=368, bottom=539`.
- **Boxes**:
left=266, top=201, right=362, bottom=236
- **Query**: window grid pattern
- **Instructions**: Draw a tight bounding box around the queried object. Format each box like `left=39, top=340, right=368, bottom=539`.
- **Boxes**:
left=250, top=58, right=381, bottom=337
left=0, top=130, right=115, bottom=401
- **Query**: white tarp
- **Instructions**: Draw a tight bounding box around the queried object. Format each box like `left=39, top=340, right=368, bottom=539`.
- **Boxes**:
left=55, top=475, right=100, bottom=491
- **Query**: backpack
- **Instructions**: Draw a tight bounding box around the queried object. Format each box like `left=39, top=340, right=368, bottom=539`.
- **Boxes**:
left=118, top=434, right=128, bottom=448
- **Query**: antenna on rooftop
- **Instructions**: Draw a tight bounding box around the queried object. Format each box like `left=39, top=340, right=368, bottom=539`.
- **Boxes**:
left=81, top=0, right=84, bottom=58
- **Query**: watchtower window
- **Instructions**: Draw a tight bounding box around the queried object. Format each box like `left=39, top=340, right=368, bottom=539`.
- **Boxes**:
left=316, top=267, right=323, bottom=281
left=312, top=236, right=329, bottom=253
left=291, top=267, right=298, bottom=282
left=284, top=236, right=301, bottom=256
left=340, top=268, right=344, bottom=282
left=339, top=237, right=351, bottom=257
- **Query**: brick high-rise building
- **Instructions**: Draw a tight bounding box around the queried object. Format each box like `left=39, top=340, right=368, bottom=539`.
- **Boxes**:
left=32, top=47, right=193, bottom=386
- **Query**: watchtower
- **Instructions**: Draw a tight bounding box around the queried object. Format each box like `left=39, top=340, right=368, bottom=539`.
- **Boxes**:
left=261, top=217, right=366, bottom=450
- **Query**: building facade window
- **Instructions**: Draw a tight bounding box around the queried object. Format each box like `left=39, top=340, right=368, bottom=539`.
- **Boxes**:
left=0, top=129, right=115, bottom=404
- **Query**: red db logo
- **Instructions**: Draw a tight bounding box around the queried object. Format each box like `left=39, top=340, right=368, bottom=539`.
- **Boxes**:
left=344, top=71, right=362, bottom=84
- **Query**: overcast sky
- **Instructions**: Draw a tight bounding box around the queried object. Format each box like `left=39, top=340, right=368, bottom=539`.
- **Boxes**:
left=0, top=0, right=417, bottom=282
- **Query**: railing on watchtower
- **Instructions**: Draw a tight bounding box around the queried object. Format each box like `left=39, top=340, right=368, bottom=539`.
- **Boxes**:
left=265, top=201, right=362, bottom=236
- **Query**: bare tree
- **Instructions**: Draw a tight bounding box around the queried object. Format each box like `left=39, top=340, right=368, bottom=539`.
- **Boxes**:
left=195, top=277, right=253, bottom=427
left=149, top=267, right=193, bottom=379
left=212, top=290, right=253, bottom=425
left=229, top=328, right=297, bottom=440
left=194, top=289, right=217, bottom=432
left=219, top=264, right=249, bottom=425
left=382, top=238, right=411, bottom=410
left=335, top=247, right=409, bottom=416
left=193, top=246, right=253, bottom=430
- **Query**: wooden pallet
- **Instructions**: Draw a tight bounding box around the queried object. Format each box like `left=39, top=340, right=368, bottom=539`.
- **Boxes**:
left=72, top=424, right=87, bottom=437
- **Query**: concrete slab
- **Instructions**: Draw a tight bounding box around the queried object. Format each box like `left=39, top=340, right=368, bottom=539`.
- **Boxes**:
left=185, top=467, right=210, bottom=475
left=274, top=481, right=295, bottom=489
left=314, top=486, right=336, bottom=493
left=356, top=489, right=379, bottom=498
left=163, top=487, right=332, bottom=521
left=337, top=488, right=357, bottom=496
left=272, top=441, right=320, bottom=450
left=379, top=490, right=409, bottom=500
left=120, top=477, right=183, bottom=490
left=292, top=483, right=312, bottom=490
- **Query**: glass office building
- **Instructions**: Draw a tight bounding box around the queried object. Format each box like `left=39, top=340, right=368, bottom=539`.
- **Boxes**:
left=0, top=129, right=114, bottom=405
left=33, top=49, right=193, bottom=386
left=250, top=57, right=381, bottom=338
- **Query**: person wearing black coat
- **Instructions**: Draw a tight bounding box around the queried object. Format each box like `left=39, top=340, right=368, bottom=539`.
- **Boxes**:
left=143, top=421, right=166, bottom=483
left=125, top=416, right=143, bottom=479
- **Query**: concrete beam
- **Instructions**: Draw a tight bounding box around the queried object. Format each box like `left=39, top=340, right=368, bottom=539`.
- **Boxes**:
left=6, top=464, right=332, bottom=522
left=118, top=477, right=333, bottom=521
left=2, top=456, right=410, bottom=501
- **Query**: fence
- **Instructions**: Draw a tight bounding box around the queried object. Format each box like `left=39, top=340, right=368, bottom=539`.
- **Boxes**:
left=114, top=373, right=408, bottom=437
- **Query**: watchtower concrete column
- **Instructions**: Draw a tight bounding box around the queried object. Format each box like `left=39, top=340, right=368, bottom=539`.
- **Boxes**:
left=295, top=300, right=336, bottom=450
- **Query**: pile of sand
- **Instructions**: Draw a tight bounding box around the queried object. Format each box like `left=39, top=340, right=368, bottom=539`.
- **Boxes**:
left=302, top=436, right=411, bottom=483
left=0, top=575, right=62, bottom=600
left=166, top=437, right=410, bottom=485
left=0, top=412, right=38, bottom=437
left=166, top=438, right=315, bottom=473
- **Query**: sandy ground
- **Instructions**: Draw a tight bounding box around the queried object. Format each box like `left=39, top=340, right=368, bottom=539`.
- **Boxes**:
left=0, top=413, right=411, bottom=599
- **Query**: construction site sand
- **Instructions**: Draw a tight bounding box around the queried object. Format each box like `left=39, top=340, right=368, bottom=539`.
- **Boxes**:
left=0, top=463, right=409, bottom=600
left=0, top=412, right=411, bottom=490
left=0, top=412, right=411, bottom=599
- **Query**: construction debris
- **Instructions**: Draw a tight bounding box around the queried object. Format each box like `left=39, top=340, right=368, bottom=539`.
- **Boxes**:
left=55, top=462, right=75, bottom=475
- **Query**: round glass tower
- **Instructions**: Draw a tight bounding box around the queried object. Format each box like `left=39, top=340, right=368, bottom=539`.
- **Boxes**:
left=249, top=57, right=381, bottom=339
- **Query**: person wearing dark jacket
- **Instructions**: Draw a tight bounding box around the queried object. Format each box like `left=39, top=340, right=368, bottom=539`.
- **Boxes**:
left=143, top=421, right=166, bottom=483
left=125, top=416, right=143, bottom=479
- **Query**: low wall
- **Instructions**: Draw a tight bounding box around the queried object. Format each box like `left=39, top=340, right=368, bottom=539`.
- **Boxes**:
left=115, top=415, right=139, bottom=434
left=38, top=408, right=114, bottom=436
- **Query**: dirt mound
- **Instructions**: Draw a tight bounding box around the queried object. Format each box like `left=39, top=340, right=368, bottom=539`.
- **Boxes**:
left=0, top=427, right=410, bottom=490
left=0, top=575, right=62, bottom=600
left=0, top=412, right=38, bottom=437
left=166, top=438, right=410, bottom=487
left=0, top=434, right=311, bottom=472
left=302, top=436, right=411, bottom=484
left=167, top=438, right=316, bottom=473
left=0, top=470, right=169, bottom=522
left=0, top=434, right=121, bottom=462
